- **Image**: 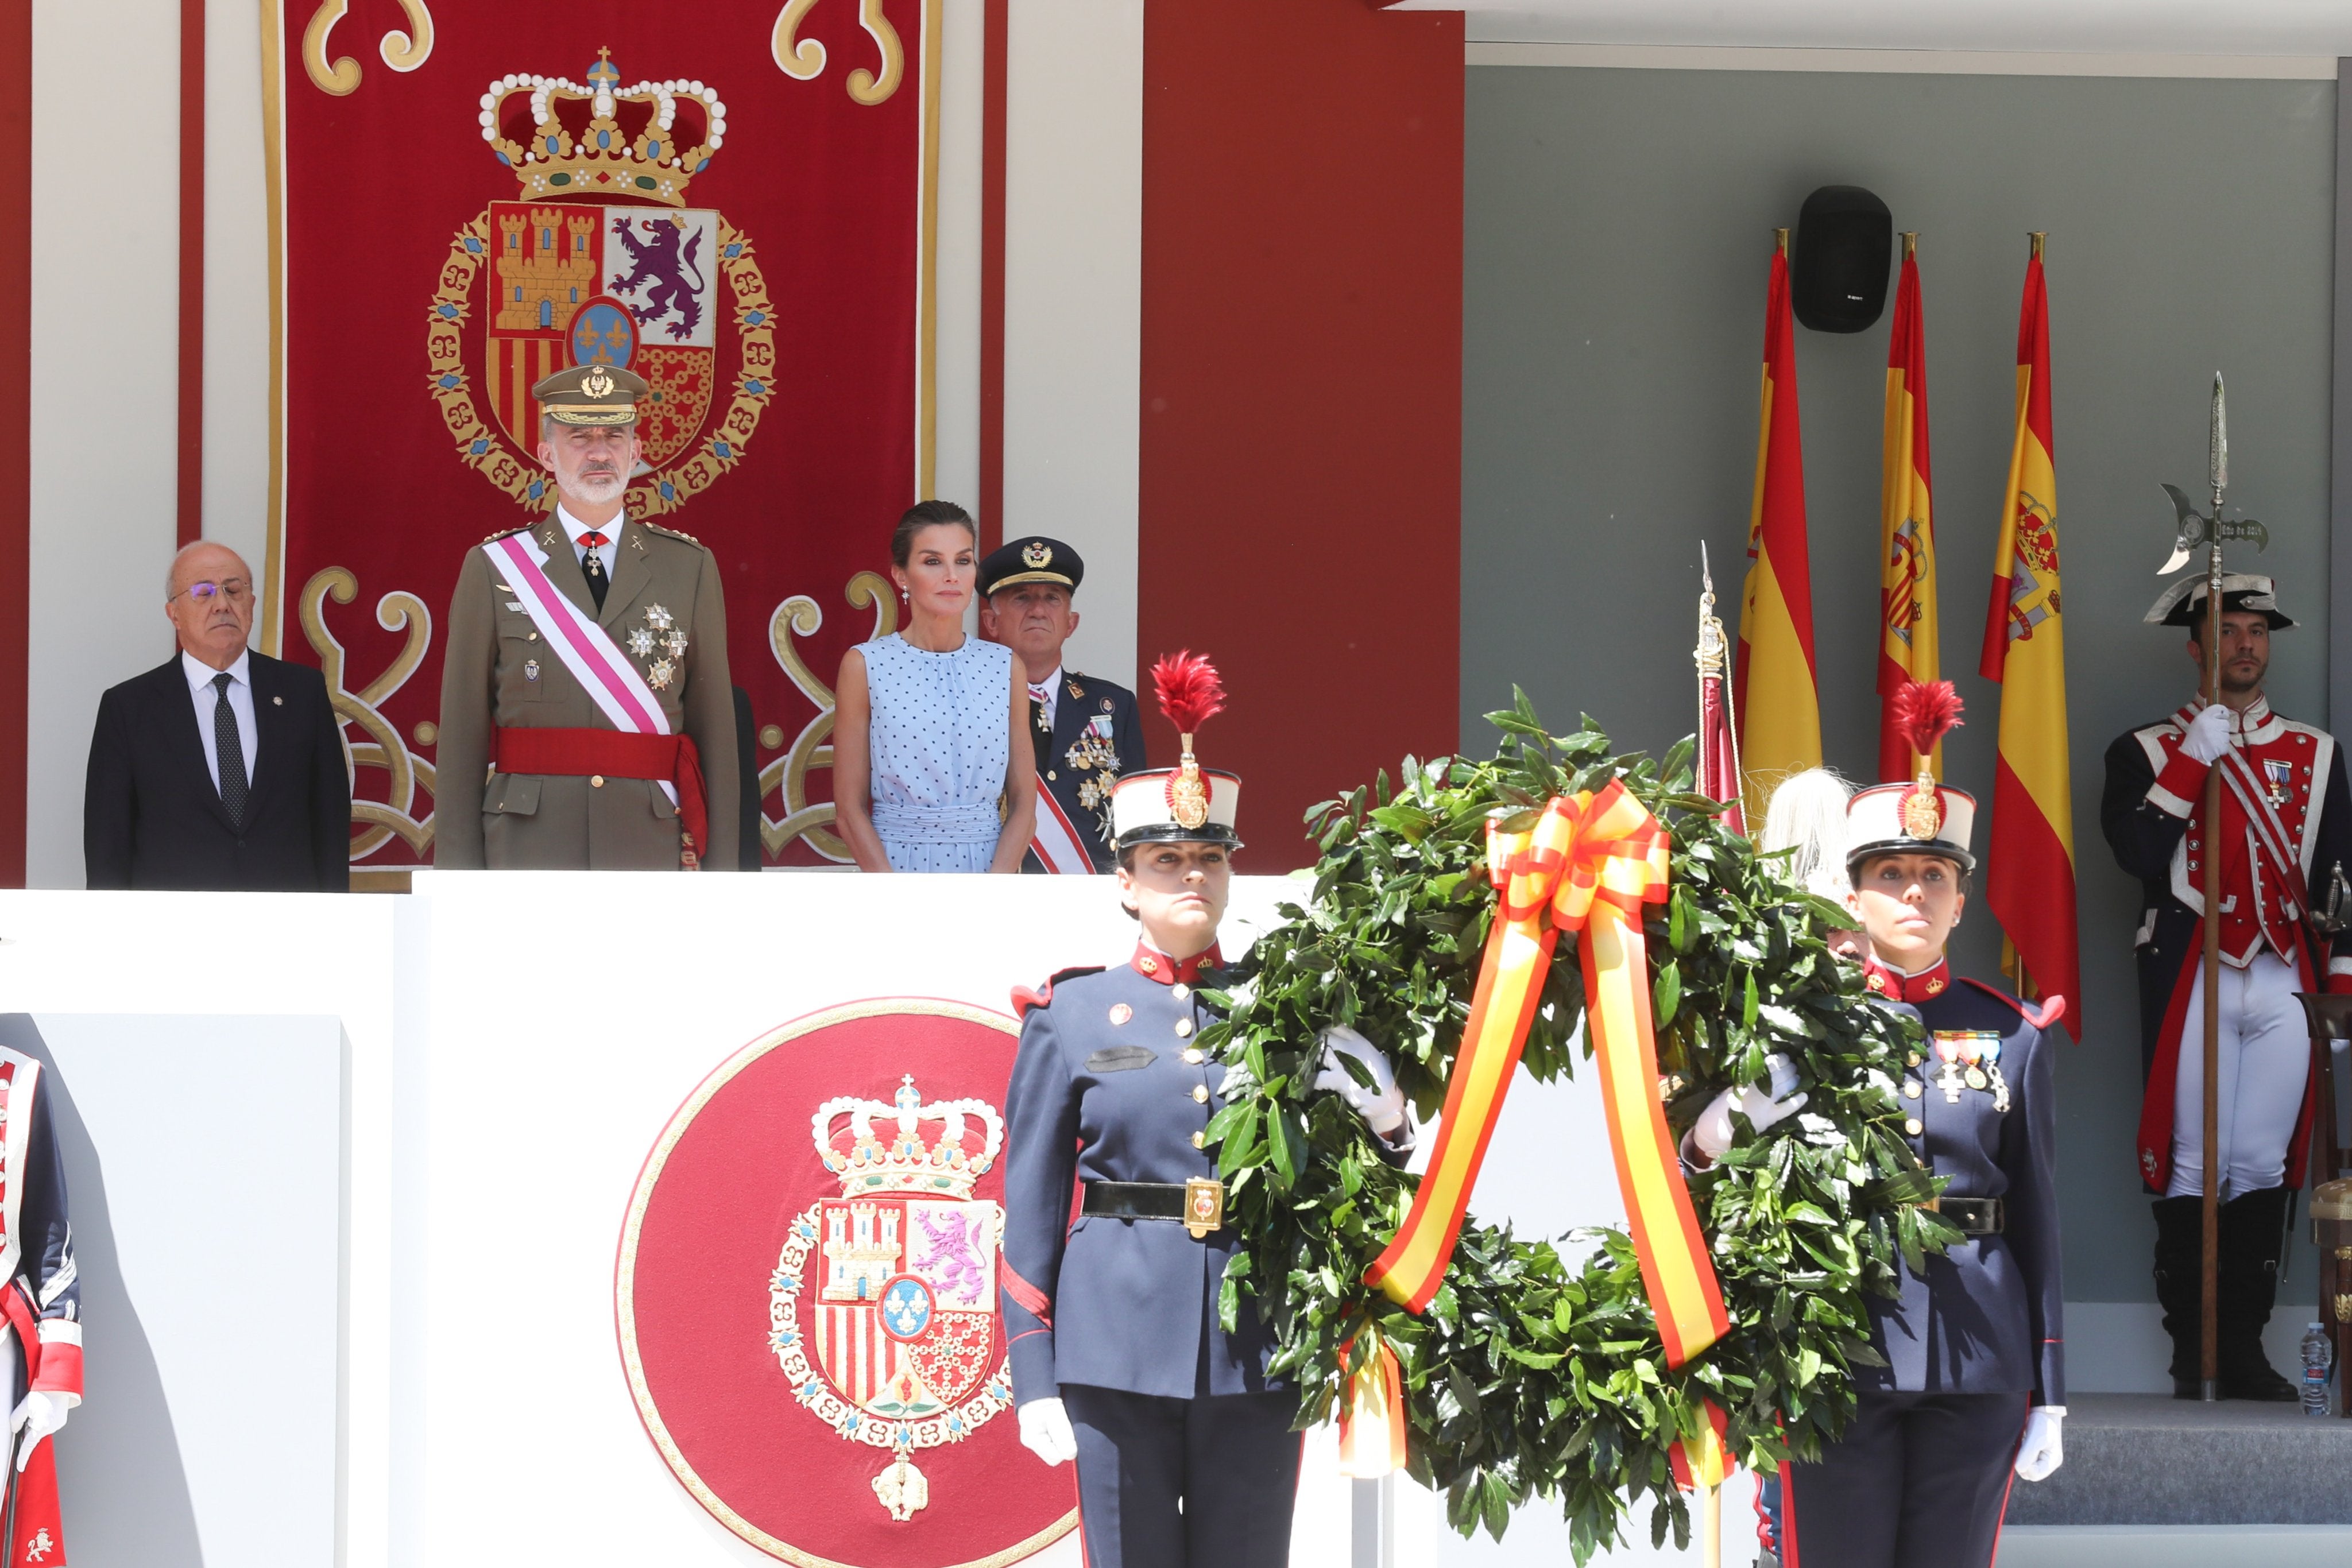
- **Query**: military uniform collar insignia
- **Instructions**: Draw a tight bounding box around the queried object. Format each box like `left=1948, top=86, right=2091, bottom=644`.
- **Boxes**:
left=1131, top=942, right=1223, bottom=986
left=1863, top=956, right=1950, bottom=1004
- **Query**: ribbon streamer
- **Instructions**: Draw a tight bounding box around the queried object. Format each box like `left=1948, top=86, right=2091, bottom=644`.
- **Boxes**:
left=1364, top=781, right=1731, bottom=1368
left=1334, top=1337, right=1407, bottom=1478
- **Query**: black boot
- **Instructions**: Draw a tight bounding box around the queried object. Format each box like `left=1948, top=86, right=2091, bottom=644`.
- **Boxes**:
left=2218, top=1184, right=2299, bottom=1401
left=2152, top=1195, right=2206, bottom=1398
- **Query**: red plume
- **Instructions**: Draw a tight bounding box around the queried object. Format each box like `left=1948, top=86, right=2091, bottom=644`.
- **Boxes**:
left=1893, top=679, right=1964, bottom=759
left=1151, top=651, right=1226, bottom=735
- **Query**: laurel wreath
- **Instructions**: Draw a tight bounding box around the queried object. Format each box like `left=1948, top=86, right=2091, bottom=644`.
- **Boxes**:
left=1198, top=696, right=1955, bottom=1559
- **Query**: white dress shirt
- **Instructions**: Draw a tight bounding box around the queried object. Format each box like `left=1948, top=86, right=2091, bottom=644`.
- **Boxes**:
left=181, top=649, right=257, bottom=791
left=1027, top=665, right=1062, bottom=731
left=556, top=502, right=623, bottom=580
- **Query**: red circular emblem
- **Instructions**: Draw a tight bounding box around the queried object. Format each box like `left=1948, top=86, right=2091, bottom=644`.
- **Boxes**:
left=617, top=999, right=1076, bottom=1563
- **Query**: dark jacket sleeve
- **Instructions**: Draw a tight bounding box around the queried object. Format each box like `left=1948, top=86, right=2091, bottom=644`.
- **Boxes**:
left=20, top=1072, right=80, bottom=1400
left=303, top=668, right=351, bottom=892
left=2314, top=745, right=2352, bottom=975
left=1115, top=686, right=1148, bottom=775
left=1000, top=1002, right=1080, bottom=1406
left=1999, top=1021, right=2064, bottom=1406
left=2101, top=727, right=2199, bottom=885
left=82, top=686, right=135, bottom=890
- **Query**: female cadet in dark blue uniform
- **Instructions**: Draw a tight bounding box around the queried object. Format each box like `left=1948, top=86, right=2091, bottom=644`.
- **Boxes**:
left=996, top=655, right=1411, bottom=1568
left=1756, top=689, right=2067, bottom=1568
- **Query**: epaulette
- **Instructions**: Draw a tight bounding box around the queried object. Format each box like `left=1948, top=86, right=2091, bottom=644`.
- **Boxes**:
left=641, top=521, right=704, bottom=546
left=480, top=525, right=529, bottom=545
left=1011, top=964, right=1107, bottom=1019
left=1960, top=977, right=2065, bottom=1033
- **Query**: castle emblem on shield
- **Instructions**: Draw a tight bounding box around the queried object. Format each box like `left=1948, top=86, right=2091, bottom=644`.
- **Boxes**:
left=427, top=49, right=775, bottom=518
left=769, top=1075, right=1012, bottom=1520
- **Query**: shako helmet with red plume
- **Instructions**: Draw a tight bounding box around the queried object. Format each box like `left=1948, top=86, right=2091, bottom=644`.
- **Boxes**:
left=1844, top=680, right=1976, bottom=873
left=1110, top=651, right=1242, bottom=850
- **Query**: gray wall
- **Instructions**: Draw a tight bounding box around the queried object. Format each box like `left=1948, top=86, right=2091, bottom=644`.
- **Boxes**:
left=1463, top=66, right=2338, bottom=1307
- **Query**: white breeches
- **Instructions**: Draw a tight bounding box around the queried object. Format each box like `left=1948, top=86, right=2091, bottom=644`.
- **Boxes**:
left=2166, top=950, right=2313, bottom=1199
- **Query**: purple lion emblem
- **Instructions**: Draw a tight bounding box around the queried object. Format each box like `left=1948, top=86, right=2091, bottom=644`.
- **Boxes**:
left=608, top=215, right=707, bottom=342
left=911, top=1207, right=989, bottom=1307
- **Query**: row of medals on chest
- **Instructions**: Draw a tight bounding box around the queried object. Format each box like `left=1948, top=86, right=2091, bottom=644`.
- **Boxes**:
left=506, top=587, right=688, bottom=691
left=1909, top=1033, right=2011, bottom=1113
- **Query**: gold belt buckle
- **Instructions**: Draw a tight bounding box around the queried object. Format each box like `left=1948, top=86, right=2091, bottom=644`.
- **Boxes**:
left=1183, top=1177, right=1225, bottom=1240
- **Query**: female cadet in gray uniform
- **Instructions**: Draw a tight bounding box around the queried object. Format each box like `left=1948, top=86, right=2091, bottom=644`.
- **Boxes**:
left=996, top=661, right=1411, bottom=1568
left=1724, top=725, right=2067, bottom=1568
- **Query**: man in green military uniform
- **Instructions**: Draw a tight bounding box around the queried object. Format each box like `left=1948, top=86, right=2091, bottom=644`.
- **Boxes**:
left=436, top=363, right=739, bottom=869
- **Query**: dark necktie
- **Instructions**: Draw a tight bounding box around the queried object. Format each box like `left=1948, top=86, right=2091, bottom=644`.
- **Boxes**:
left=579, top=532, right=609, bottom=610
left=211, top=671, right=249, bottom=829
left=1028, top=684, right=1052, bottom=772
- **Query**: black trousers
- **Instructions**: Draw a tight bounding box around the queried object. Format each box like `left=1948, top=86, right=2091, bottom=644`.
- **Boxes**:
left=1782, top=1390, right=2026, bottom=1568
left=1060, top=1384, right=1301, bottom=1568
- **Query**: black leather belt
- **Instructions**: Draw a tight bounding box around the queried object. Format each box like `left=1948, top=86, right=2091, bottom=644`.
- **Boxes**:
left=1082, top=1179, right=1228, bottom=1238
left=1928, top=1196, right=2005, bottom=1236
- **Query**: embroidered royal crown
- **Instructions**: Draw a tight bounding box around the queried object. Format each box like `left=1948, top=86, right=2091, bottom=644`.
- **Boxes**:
left=481, top=48, right=725, bottom=208
left=813, top=1075, right=1005, bottom=1201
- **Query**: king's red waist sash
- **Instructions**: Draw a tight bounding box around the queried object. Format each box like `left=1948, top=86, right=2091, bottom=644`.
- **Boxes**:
left=493, top=726, right=708, bottom=867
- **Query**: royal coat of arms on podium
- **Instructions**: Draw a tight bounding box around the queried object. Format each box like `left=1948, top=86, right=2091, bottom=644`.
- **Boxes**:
left=618, top=1000, right=1073, bottom=1567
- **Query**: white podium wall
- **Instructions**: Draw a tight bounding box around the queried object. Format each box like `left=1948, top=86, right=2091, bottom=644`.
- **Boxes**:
left=0, top=877, right=1792, bottom=1566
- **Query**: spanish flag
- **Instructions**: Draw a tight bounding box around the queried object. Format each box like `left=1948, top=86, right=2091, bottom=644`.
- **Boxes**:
left=1737, top=233, right=1821, bottom=816
left=1979, top=238, right=2080, bottom=1032
left=1879, top=239, right=1941, bottom=783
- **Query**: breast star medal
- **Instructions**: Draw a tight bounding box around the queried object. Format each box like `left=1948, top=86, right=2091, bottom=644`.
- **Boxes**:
left=648, top=657, right=677, bottom=691
left=628, top=627, right=656, bottom=658
left=645, top=603, right=674, bottom=630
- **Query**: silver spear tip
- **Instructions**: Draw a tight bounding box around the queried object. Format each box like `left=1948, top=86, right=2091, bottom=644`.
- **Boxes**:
left=2210, top=373, right=2228, bottom=491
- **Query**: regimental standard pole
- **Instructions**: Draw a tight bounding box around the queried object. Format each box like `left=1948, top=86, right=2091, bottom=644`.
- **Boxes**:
left=2199, top=373, right=2226, bottom=1402
left=2155, top=372, right=2269, bottom=1401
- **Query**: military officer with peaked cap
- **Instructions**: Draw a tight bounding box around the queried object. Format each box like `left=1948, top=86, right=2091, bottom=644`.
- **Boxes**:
left=1744, top=694, right=2066, bottom=1568
left=436, top=363, right=739, bottom=869
left=977, top=535, right=1146, bottom=872
left=997, top=657, right=1412, bottom=1568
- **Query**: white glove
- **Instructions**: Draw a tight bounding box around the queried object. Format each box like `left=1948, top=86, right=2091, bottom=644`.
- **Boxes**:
left=1016, top=1397, right=1077, bottom=1466
left=10, top=1391, right=67, bottom=1473
left=1314, top=1027, right=1408, bottom=1136
left=2014, top=1406, right=2064, bottom=1481
left=2181, top=702, right=2233, bottom=765
left=1689, top=1054, right=1807, bottom=1162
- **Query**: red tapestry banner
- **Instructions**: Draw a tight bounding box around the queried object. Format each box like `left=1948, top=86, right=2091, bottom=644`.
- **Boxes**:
left=265, top=1, right=938, bottom=870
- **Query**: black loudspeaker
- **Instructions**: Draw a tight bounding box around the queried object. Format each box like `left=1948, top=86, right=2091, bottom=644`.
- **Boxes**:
left=1792, top=186, right=1893, bottom=333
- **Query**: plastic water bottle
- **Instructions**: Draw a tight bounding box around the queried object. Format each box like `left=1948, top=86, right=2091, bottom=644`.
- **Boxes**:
left=2301, top=1323, right=2331, bottom=1416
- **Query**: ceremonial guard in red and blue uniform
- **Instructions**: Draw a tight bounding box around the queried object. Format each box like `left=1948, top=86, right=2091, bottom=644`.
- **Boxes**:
left=1753, top=690, right=2065, bottom=1568
left=997, top=656, right=1411, bottom=1568
left=0, top=1046, right=83, bottom=1566
left=2099, top=574, right=2352, bottom=1399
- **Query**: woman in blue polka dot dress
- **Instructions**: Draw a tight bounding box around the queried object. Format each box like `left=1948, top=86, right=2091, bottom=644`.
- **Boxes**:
left=833, top=501, right=1038, bottom=872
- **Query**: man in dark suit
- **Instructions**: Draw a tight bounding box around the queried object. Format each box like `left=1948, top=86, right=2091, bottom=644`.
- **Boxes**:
left=977, top=536, right=1146, bottom=872
left=84, top=541, right=350, bottom=891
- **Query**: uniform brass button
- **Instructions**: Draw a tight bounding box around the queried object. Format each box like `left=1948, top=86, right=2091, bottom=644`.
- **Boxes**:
left=1904, top=1081, right=1921, bottom=1100
left=528, top=632, right=539, bottom=642
left=1171, top=984, right=1190, bottom=1002
left=1184, top=1048, right=1204, bottom=1064
left=1175, top=1019, right=1194, bottom=1037
left=590, top=775, right=605, bottom=788
left=1905, top=1118, right=1923, bottom=1136
left=1047, top=770, right=1057, bottom=781
left=1192, top=1084, right=1209, bottom=1104
left=1908, top=1052, right=1922, bottom=1068
left=1192, top=1132, right=1206, bottom=1149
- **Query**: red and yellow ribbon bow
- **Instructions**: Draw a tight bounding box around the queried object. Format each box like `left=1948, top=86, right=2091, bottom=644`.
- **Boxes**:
left=1364, top=780, right=1731, bottom=1368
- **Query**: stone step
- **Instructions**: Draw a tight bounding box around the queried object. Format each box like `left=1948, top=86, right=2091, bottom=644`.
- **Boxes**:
left=2003, top=1392, right=2352, bottom=1526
